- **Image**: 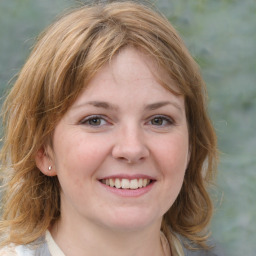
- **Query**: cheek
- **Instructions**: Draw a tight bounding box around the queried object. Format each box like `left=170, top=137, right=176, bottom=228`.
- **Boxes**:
left=53, top=133, right=109, bottom=179
left=155, top=135, right=189, bottom=171
left=147, top=138, right=188, bottom=216
left=154, top=134, right=188, bottom=200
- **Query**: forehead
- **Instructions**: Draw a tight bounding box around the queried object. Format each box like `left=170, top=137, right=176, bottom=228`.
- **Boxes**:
left=71, top=47, right=184, bottom=112
left=85, top=47, right=181, bottom=95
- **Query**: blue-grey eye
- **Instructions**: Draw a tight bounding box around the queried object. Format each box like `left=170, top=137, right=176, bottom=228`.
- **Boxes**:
left=151, top=117, right=164, bottom=125
left=81, top=116, right=107, bottom=126
left=88, top=117, right=102, bottom=126
left=150, top=116, right=172, bottom=126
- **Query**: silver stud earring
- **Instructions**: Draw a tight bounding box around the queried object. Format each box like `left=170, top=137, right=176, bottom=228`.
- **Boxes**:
left=48, top=166, right=52, bottom=171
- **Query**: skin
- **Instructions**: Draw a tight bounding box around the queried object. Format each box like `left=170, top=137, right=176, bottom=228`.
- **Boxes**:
left=36, top=47, right=190, bottom=256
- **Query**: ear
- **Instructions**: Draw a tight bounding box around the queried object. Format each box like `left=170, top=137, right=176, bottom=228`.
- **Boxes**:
left=35, top=146, right=57, bottom=176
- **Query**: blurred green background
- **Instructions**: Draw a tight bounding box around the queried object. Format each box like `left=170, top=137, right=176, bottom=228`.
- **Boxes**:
left=0, top=0, right=255, bottom=255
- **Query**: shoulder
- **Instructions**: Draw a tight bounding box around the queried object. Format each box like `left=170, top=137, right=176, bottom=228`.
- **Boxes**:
left=183, top=247, right=218, bottom=256
left=0, top=244, right=36, bottom=256
left=0, top=244, right=18, bottom=256
left=177, top=233, right=226, bottom=256
left=0, top=234, right=51, bottom=256
left=182, top=241, right=226, bottom=256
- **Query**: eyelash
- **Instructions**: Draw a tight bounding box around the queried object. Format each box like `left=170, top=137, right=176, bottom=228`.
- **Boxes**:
left=147, top=115, right=174, bottom=127
left=79, top=115, right=109, bottom=127
left=79, top=115, right=174, bottom=128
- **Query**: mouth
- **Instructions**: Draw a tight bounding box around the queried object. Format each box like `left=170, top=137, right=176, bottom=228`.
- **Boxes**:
left=100, top=178, right=153, bottom=190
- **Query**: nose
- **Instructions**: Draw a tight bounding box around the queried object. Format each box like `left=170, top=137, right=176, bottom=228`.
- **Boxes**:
left=112, top=125, right=150, bottom=164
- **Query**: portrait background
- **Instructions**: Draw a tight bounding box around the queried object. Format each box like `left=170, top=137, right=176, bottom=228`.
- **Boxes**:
left=0, top=0, right=255, bottom=255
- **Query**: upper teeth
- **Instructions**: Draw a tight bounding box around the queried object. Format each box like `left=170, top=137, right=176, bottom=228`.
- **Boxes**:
left=101, top=178, right=150, bottom=189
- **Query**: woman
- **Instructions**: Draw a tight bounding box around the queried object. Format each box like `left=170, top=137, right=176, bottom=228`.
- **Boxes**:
left=0, top=1, right=219, bottom=255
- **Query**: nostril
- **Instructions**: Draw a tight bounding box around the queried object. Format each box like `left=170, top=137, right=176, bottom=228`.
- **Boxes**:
left=112, top=144, right=150, bottom=164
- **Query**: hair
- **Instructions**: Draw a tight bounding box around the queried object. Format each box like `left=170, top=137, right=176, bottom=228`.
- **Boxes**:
left=0, top=1, right=218, bottom=255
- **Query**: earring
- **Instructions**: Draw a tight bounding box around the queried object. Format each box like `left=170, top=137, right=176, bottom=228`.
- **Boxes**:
left=48, top=166, right=52, bottom=171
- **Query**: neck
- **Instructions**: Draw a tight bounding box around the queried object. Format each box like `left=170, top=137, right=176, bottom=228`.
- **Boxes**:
left=50, top=216, right=168, bottom=256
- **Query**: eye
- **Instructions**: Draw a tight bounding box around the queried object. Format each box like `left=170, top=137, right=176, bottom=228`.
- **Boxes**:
left=80, top=115, right=108, bottom=127
left=149, top=115, right=174, bottom=126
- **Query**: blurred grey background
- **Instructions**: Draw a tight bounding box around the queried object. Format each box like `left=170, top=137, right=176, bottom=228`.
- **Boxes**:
left=0, top=0, right=255, bottom=255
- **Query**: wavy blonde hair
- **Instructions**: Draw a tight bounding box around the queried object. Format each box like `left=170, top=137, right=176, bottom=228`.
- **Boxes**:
left=0, top=1, right=217, bottom=254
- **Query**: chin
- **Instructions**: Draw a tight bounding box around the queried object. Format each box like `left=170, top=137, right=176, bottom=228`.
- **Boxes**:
left=100, top=208, right=161, bottom=232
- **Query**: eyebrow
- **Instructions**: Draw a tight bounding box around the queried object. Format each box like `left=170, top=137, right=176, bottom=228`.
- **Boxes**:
left=145, top=101, right=182, bottom=112
left=74, top=101, right=118, bottom=110
left=74, top=100, right=182, bottom=112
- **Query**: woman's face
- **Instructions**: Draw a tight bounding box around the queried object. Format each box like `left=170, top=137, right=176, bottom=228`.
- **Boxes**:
left=41, top=47, right=189, bottom=232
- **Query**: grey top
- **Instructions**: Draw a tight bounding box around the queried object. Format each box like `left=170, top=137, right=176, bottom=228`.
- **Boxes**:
left=182, top=239, right=226, bottom=256
left=184, top=247, right=219, bottom=256
left=4, top=233, right=225, bottom=256
left=33, top=237, right=225, bottom=256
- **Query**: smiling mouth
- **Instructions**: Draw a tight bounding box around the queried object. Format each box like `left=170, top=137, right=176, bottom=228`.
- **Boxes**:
left=100, top=178, right=152, bottom=190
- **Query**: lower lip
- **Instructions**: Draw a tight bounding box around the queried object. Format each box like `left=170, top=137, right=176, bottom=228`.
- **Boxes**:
left=99, top=181, right=155, bottom=197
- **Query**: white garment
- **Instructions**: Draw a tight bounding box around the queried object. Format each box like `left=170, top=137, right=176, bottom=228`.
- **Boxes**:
left=0, top=231, right=64, bottom=256
left=0, top=231, right=221, bottom=256
left=45, top=230, right=65, bottom=256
